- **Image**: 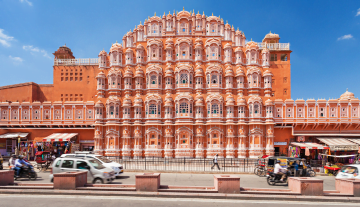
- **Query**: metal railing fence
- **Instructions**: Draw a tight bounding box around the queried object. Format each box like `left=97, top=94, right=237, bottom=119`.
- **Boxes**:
left=105, top=157, right=261, bottom=173
left=105, top=156, right=327, bottom=173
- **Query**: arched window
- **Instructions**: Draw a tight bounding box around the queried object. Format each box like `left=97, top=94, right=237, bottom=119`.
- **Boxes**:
left=150, top=75, right=157, bottom=84
left=211, top=75, right=218, bottom=84
left=109, top=106, right=114, bottom=115
left=149, top=104, right=157, bottom=114
left=152, top=24, right=158, bottom=34
left=254, top=104, right=259, bottom=114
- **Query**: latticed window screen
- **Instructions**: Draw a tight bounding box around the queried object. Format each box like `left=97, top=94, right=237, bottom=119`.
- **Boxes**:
left=180, top=74, right=188, bottom=84
left=180, top=102, right=188, bottom=113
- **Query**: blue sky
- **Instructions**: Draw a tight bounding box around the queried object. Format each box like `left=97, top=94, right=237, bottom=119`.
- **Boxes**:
left=0, top=0, right=359, bottom=100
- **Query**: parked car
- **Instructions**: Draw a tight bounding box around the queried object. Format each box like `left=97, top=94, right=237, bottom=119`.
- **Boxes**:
left=50, top=157, right=115, bottom=184
left=60, top=152, right=123, bottom=177
left=335, top=164, right=360, bottom=179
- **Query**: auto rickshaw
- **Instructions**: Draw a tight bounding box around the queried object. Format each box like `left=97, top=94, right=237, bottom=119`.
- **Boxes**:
left=266, top=156, right=315, bottom=177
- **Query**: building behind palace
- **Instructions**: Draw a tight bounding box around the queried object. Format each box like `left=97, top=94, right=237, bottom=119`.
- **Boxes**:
left=1, top=9, right=359, bottom=158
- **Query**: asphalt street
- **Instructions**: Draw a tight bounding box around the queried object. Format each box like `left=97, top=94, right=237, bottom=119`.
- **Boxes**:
left=13, top=171, right=337, bottom=190
left=0, top=194, right=358, bottom=207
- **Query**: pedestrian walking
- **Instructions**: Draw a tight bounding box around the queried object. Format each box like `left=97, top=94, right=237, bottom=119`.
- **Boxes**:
left=211, top=154, right=220, bottom=170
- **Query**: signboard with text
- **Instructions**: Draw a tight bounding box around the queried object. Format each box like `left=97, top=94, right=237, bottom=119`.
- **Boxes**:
left=274, top=142, right=287, bottom=146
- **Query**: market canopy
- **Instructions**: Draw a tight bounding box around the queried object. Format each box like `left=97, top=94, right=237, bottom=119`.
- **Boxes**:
left=42, top=133, right=78, bottom=142
left=347, top=138, right=360, bottom=145
left=0, top=133, right=28, bottom=139
left=291, top=142, right=329, bottom=149
left=317, top=138, right=358, bottom=151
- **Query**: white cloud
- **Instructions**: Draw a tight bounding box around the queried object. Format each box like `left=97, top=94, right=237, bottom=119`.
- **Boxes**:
left=0, top=29, right=14, bottom=47
left=337, top=34, right=353, bottom=41
left=9, top=55, right=23, bottom=63
left=19, top=0, right=32, bottom=6
left=356, top=8, right=360, bottom=16
left=23, top=45, right=51, bottom=59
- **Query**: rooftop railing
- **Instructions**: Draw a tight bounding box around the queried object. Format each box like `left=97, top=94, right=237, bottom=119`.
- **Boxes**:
left=54, top=58, right=98, bottom=66
left=257, top=43, right=290, bottom=51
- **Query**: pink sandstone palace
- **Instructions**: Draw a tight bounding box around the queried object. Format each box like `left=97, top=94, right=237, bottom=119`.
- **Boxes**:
left=0, top=9, right=359, bottom=158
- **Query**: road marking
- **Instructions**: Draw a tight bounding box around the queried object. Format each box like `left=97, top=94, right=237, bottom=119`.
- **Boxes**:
left=0, top=194, right=357, bottom=205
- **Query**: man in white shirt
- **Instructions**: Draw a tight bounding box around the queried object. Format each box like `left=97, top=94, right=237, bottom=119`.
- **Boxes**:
left=211, top=154, right=220, bottom=170
left=274, top=160, right=286, bottom=181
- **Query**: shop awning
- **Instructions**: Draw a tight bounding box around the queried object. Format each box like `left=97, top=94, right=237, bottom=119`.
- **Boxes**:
left=347, top=139, right=360, bottom=145
left=0, top=133, right=28, bottom=139
left=291, top=142, right=329, bottom=149
left=317, top=138, right=359, bottom=151
left=42, top=133, right=78, bottom=142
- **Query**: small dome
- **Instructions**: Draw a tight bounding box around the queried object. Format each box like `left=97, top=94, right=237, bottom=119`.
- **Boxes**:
left=265, top=99, right=273, bottom=105
left=137, top=24, right=144, bottom=30
left=96, top=71, right=106, bottom=78
left=261, top=48, right=269, bottom=54
left=235, top=47, right=243, bottom=52
left=195, top=94, right=204, bottom=106
left=135, top=67, right=144, bottom=77
left=165, top=68, right=173, bottom=77
left=126, top=48, right=133, bottom=53
left=195, top=38, right=202, bottom=44
left=226, top=95, right=235, bottom=106
left=136, top=44, right=145, bottom=50
left=126, top=30, right=133, bottom=36
left=95, top=100, right=104, bottom=107
left=195, top=43, right=203, bottom=49
left=165, top=38, right=174, bottom=44
left=237, top=97, right=246, bottom=105
left=339, top=89, right=355, bottom=100
left=263, top=70, right=273, bottom=77
left=134, top=94, right=143, bottom=106
left=110, top=42, right=122, bottom=52
left=225, top=23, right=231, bottom=29
left=195, top=68, right=204, bottom=77
left=264, top=31, right=279, bottom=39
left=124, top=68, right=133, bottom=77
left=123, top=95, right=132, bottom=106
left=225, top=67, right=234, bottom=77
left=224, top=43, right=232, bottom=49
left=246, top=41, right=259, bottom=50
left=236, top=67, right=245, bottom=76
left=99, top=50, right=107, bottom=56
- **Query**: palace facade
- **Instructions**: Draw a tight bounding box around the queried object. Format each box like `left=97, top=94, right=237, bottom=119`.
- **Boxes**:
left=1, top=9, right=359, bottom=158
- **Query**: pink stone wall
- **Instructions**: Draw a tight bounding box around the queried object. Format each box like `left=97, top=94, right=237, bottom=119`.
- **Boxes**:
left=288, top=177, right=323, bottom=196
left=335, top=178, right=360, bottom=197
left=53, top=171, right=87, bottom=190
left=214, top=175, right=240, bottom=194
left=135, top=173, right=160, bottom=192
left=0, top=170, right=14, bottom=186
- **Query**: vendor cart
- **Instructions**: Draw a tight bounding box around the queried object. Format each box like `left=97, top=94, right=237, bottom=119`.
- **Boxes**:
left=34, top=151, right=53, bottom=172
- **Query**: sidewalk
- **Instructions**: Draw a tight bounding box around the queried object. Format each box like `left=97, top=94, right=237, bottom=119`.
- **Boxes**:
left=0, top=188, right=359, bottom=203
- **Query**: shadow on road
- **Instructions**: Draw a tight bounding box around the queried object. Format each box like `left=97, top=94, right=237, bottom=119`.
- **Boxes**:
left=116, top=176, right=130, bottom=179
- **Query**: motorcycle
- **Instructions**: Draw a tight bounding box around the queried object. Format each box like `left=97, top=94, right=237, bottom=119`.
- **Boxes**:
left=267, top=171, right=290, bottom=185
left=14, top=165, right=37, bottom=181
left=305, top=164, right=316, bottom=177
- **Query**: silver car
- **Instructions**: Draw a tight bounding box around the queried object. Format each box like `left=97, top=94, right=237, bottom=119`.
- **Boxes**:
left=50, top=157, right=115, bottom=184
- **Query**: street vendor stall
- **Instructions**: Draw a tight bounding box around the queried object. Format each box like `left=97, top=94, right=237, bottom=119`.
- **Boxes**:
left=289, top=142, right=329, bottom=159
left=36, top=133, right=78, bottom=158
left=320, top=154, right=358, bottom=176
left=317, top=138, right=359, bottom=165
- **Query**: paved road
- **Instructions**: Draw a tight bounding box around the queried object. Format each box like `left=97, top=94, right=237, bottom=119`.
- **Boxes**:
left=12, top=171, right=337, bottom=190
left=0, top=194, right=358, bottom=207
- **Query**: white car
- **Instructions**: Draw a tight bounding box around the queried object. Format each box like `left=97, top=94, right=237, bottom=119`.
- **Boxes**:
left=335, top=164, right=360, bottom=179
left=61, top=152, right=123, bottom=177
